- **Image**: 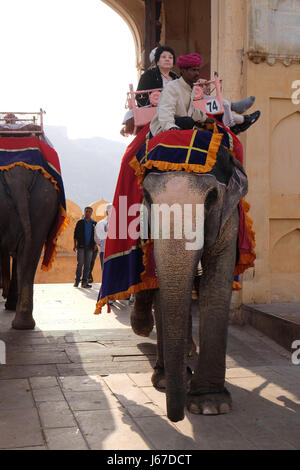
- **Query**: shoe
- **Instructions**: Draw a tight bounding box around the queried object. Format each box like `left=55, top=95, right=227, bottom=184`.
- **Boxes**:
left=88, top=277, right=93, bottom=283
left=81, top=283, right=92, bottom=288
left=231, top=110, right=261, bottom=135
left=73, top=281, right=79, bottom=287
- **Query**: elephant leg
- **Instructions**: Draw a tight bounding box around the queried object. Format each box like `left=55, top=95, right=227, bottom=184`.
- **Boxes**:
left=151, top=291, right=166, bottom=388
left=188, top=308, right=197, bottom=357
left=12, top=234, right=46, bottom=329
left=5, top=257, right=17, bottom=310
left=187, top=215, right=238, bottom=415
left=12, top=255, right=36, bottom=330
left=130, top=288, right=155, bottom=337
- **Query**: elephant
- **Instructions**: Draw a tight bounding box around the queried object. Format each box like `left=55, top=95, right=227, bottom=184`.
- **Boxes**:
left=131, top=146, right=248, bottom=422
left=0, top=166, right=60, bottom=329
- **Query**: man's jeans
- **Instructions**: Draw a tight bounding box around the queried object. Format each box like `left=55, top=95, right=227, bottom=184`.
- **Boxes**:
left=75, top=247, right=93, bottom=284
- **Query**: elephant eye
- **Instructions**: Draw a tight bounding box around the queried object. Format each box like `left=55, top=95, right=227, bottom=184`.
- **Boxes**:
left=205, top=188, right=218, bottom=210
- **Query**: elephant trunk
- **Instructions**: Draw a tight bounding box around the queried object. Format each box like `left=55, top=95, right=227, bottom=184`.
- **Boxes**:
left=155, top=239, right=200, bottom=422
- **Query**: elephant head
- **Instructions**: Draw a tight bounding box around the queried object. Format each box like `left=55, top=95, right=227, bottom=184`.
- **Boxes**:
left=142, top=149, right=248, bottom=422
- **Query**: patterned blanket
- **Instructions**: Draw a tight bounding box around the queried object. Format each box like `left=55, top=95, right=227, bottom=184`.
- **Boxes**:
left=0, top=136, right=68, bottom=270
left=95, top=122, right=255, bottom=313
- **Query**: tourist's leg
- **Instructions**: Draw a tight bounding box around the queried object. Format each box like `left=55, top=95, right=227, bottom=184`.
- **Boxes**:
left=82, top=248, right=93, bottom=285
left=222, top=99, right=236, bottom=127
left=75, top=248, right=84, bottom=282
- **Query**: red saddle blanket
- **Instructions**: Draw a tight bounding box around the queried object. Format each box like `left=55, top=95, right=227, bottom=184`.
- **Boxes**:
left=0, top=136, right=68, bottom=270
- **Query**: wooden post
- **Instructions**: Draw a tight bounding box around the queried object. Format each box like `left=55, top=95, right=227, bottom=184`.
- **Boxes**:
left=144, top=0, right=162, bottom=70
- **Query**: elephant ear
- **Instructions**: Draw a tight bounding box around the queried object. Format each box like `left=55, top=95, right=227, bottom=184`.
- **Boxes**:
left=220, top=158, right=248, bottom=232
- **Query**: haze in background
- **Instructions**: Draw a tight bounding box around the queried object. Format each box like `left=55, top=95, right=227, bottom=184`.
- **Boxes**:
left=1, top=0, right=137, bottom=207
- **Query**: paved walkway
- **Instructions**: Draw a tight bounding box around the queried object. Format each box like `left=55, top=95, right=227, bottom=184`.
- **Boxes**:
left=0, top=284, right=299, bottom=450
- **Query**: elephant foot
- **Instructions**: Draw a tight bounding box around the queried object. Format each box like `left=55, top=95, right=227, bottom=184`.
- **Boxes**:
left=12, top=315, right=35, bottom=330
left=187, top=387, right=232, bottom=415
left=151, top=365, right=193, bottom=390
left=151, top=365, right=166, bottom=389
left=130, top=289, right=155, bottom=337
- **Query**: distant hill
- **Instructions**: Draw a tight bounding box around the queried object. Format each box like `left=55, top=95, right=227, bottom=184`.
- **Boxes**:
left=45, top=125, right=126, bottom=209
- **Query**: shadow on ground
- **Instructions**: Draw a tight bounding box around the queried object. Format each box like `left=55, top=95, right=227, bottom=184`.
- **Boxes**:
left=0, top=286, right=299, bottom=449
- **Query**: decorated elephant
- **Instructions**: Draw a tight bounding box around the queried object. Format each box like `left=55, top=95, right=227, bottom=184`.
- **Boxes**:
left=0, top=122, right=68, bottom=331
left=0, top=165, right=61, bottom=329
left=130, top=146, right=248, bottom=422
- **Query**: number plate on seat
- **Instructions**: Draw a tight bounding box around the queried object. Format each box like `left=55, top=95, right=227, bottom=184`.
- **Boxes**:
left=205, top=99, right=221, bottom=114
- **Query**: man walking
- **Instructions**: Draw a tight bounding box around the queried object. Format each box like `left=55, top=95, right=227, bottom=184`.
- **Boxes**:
left=73, top=207, right=97, bottom=288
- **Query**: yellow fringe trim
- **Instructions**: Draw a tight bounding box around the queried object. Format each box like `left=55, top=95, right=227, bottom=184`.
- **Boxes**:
left=0, top=162, right=69, bottom=271
left=129, top=126, right=224, bottom=187
left=0, top=161, right=62, bottom=192
left=94, top=238, right=159, bottom=314
left=232, top=281, right=242, bottom=291
left=234, top=198, right=256, bottom=277
left=140, top=239, right=154, bottom=282
left=41, top=205, right=69, bottom=271
left=94, top=278, right=158, bottom=315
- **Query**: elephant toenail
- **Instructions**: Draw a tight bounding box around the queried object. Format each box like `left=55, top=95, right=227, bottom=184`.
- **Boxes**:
left=158, top=379, right=166, bottom=388
left=219, top=403, right=230, bottom=414
left=202, top=406, right=218, bottom=415
left=190, top=403, right=200, bottom=414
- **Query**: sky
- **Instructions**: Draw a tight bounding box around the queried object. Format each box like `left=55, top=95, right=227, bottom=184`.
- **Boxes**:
left=0, top=0, right=137, bottom=142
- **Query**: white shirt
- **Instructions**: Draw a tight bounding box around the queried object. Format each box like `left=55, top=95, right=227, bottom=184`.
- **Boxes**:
left=94, top=217, right=109, bottom=252
left=150, top=76, right=207, bottom=136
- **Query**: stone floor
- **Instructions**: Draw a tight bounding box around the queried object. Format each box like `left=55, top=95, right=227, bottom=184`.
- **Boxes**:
left=0, top=283, right=299, bottom=450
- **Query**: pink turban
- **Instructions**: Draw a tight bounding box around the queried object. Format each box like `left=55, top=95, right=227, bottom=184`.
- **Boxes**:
left=177, top=53, right=203, bottom=68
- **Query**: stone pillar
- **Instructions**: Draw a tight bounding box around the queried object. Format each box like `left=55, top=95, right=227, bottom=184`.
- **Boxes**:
left=211, top=0, right=247, bottom=101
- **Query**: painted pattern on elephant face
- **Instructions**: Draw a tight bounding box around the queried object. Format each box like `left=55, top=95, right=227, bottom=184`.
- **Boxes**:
left=139, top=161, right=248, bottom=422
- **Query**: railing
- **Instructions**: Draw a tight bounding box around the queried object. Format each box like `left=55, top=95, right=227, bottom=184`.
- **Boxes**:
left=0, top=108, right=45, bottom=136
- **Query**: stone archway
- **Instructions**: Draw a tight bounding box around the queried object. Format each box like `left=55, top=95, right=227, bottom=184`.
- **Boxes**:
left=101, top=0, right=145, bottom=73
left=101, top=0, right=212, bottom=78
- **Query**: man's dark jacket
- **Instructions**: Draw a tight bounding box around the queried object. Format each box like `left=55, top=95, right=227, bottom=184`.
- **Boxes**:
left=136, top=67, right=178, bottom=107
left=74, top=218, right=97, bottom=249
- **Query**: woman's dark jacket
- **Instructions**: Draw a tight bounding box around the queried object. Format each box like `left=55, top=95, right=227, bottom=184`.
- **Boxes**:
left=136, top=67, right=178, bottom=107
left=74, top=218, right=97, bottom=249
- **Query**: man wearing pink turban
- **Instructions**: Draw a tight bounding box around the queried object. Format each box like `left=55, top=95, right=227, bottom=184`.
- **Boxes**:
left=150, top=52, right=260, bottom=136
left=176, top=52, right=203, bottom=69
left=150, top=53, right=209, bottom=136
